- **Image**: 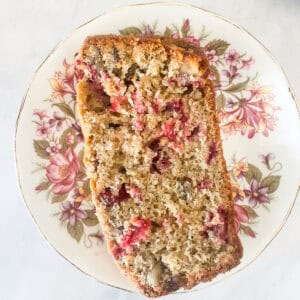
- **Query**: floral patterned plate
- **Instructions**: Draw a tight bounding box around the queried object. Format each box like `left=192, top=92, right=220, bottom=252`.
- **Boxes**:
left=15, top=2, right=300, bottom=293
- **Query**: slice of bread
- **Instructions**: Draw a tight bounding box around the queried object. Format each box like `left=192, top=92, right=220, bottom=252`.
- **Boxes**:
left=76, top=35, right=242, bottom=297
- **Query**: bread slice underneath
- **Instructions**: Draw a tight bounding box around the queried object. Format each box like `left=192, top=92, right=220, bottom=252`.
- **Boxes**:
left=76, top=35, right=242, bottom=297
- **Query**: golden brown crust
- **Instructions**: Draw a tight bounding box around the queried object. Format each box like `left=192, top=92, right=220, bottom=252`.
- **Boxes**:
left=77, top=35, right=242, bottom=297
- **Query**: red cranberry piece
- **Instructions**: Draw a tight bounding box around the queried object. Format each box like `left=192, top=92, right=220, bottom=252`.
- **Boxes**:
left=208, top=211, right=214, bottom=222
left=212, top=219, right=228, bottom=241
left=120, top=218, right=150, bottom=249
left=217, top=208, right=227, bottom=222
left=111, top=243, right=126, bottom=259
left=162, top=119, right=176, bottom=141
left=117, top=184, right=131, bottom=202
left=132, top=119, right=144, bottom=131
left=151, top=151, right=171, bottom=174
left=150, top=162, right=160, bottom=174
left=165, top=100, right=188, bottom=122
left=148, top=138, right=160, bottom=151
left=207, top=209, right=228, bottom=241
left=165, top=279, right=179, bottom=293
left=201, top=208, right=228, bottom=241
left=132, top=90, right=146, bottom=114
left=186, top=126, right=199, bottom=140
left=172, top=142, right=184, bottom=154
left=206, top=142, right=218, bottom=164
left=98, top=188, right=114, bottom=205
left=127, top=186, right=142, bottom=200
left=151, top=102, right=160, bottom=113
left=99, top=184, right=130, bottom=206
left=110, top=95, right=128, bottom=112
left=91, top=82, right=104, bottom=92
left=192, top=80, right=203, bottom=88
left=166, top=77, right=178, bottom=85
left=197, top=179, right=213, bottom=191
left=165, top=100, right=182, bottom=112
left=156, top=153, right=171, bottom=170
left=200, top=230, right=209, bottom=239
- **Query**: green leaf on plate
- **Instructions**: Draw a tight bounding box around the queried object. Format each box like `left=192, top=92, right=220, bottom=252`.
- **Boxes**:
left=35, top=181, right=51, bottom=191
left=205, top=39, right=230, bottom=56
left=241, top=205, right=259, bottom=219
left=181, top=20, right=190, bottom=37
left=119, top=27, right=142, bottom=35
left=245, top=163, right=262, bottom=184
left=67, top=221, right=84, bottom=242
left=210, top=65, right=220, bottom=84
left=78, top=149, right=84, bottom=162
left=164, top=27, right=173, bottom=37
left=77, top=149, right=86, bottom=173
left=59, top=127, right=78, bottom=151
left=215, top=93, right=226, bottom=111
left=52, top=103, right=75, bottom=119
left=261, top=176, right=281, bottom=194
left=240, top=224, right=256, bottom=238
left=82, top=210, right=98, bottom=227
left=51, top=193, right=68, bottom=203
left=82, top=179, right=90, bottom=195
left=33, top=140, right=50, bottom=159
left=224, top=77, right=249, bottom=93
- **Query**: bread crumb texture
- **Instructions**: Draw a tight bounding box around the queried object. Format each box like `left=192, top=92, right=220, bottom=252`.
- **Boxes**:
left=76, top=35, right=242, bottom=297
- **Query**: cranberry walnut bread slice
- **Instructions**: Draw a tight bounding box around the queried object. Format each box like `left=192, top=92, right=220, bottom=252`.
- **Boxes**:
left=76, top=35, right=242, bottom=297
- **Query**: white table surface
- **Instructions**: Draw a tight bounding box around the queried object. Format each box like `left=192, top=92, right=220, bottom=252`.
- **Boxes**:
left=1, top=0, right=299, bottom=299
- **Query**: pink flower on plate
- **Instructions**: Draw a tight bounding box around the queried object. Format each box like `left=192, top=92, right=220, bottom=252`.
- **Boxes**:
left=232, top=161, right=248, bottom=178
left=65, top=132, right=75, bottom=145
left=222, top=65, right=241, bottom=81
left=36, top=121, right=51, bottom=137
left=46, top=141, right=62, bottom=155
left=63, top=59, right=76, bottom=93
left=220, top=117, right=244, bottom=136
left=74, top=61, right=84, bottom=82
left=208, top=72, right=216, bottom=81
left=60, top=201, right=87, bottom=226
left=231, top=182, right=246, bottom=202
left=48, top=111, right=64, bottom=131
left=244, top=179, right=269, bottom=206
left=260, top=153, right=274, bottom=169
left=90, top=230, right=104, bottom=245
left=220, top=83, right=279, bottom=139
left=73, top=186, right=90, bottom=203
left=33, top=109, right=48, bottom=120
left=234, top=205, right=256, bottom=237
left=241, top=57, right=255, bottom=70
left=248, top=83, right=274, bottom=102
left=72, top=122, right=84, bottom=142
left=63, top=59, right=74, bottom=81
left=224, top=49, right=241, bottom=66
left=143, top=24, right=155, bottom=35
left=206, top=49, right=218, bottom=64
left=234, top=204, right=249, bottom=232
left=46, top=148, right=80, bottom=194
left=183, top=18, right=190, bottom=27
left=49, top=73, right=69, bottom=100
left=184, top=36, right=200, bottom=46
left=171, top=32, right=180, bottom=39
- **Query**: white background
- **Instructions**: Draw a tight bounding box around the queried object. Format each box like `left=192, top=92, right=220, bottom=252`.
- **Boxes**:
left=0, top=0, right=299, bottom=299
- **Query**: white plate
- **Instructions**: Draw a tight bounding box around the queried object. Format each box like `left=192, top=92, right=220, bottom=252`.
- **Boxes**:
left=15, top=2, right=300, bottom=293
